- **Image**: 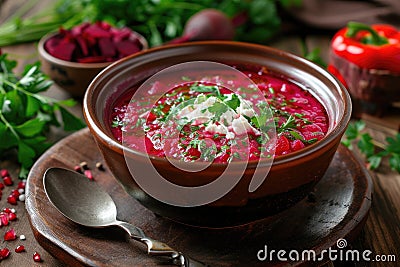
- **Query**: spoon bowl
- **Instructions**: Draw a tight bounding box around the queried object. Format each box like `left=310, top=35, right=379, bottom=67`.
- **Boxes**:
left=44, top=168, right=118, bottom=227
left=43, top=167, right=207, bottom=267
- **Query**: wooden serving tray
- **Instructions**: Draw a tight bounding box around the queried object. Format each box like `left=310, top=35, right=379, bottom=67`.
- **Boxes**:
left=26, top=128, right=372, bottom=267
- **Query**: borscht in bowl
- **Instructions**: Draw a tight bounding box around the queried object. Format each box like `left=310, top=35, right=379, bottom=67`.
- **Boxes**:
left=110, top=64, right=328, bottom=162
left=83, top=41, right=351, bottom=227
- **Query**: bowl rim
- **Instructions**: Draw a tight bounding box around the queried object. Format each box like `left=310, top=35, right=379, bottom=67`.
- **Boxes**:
left=83, top=40, right=352, bottom=167
left=38, top=31, right=148, bottom=69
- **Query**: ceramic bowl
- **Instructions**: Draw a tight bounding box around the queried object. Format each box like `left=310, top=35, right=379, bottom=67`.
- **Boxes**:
left=38, top=32, right=147, bottom=98
left=83, top=41, right=352, bottom=227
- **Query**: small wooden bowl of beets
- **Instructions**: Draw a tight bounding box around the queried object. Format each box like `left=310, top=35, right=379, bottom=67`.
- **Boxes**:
left=38, top=22, right=148, bottom=98
left=83, top=41, right=352, bottom=228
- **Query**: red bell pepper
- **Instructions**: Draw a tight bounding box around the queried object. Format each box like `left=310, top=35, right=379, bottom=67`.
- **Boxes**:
left=328, top=22, right=400, bottom=116
left=329, top=22, right=400, bottom=74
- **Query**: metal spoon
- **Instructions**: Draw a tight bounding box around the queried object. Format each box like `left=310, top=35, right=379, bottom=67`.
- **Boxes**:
left=43, top=167, right=207, bottom=267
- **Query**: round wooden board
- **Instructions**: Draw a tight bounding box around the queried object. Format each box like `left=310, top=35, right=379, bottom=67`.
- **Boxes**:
left=26, top=128, right=372, bottom=267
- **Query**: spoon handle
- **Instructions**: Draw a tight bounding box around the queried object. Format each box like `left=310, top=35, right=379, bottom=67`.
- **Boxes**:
left=117, top=221, right=208, bottom=267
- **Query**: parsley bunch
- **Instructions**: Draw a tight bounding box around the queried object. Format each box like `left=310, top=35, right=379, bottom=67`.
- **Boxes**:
left=342, top=120, right=400, bottom=173
left=0, top=53, right=85, bottom=177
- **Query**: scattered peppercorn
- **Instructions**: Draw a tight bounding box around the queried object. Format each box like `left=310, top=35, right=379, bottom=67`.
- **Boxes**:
left=18, top=194, right=25, bottom=202
left=79, top=161, right=89, bottom=170
left=96, top=162, right=105, bottom=171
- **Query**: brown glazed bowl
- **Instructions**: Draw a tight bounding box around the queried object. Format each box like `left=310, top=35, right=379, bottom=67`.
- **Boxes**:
left=83, top=41, right=351, bottom=227
left=38, top=32, right=148, bottom=98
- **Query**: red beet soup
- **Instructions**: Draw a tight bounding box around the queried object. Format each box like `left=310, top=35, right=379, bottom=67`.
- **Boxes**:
left=109, top=65, right=328, bottom=162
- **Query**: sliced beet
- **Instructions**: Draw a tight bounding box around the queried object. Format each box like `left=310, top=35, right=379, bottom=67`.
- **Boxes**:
left=82, top=34, right=97, bottom=47
left=111, top=27, right=132, bottom=42
left=128, top=33, right=141, bottom=47
left=75, top=35, right=89, bottom=56
left=50, top=41, right=76, bottom=61
left=71, top=22, right=90, bottom=37
left=115, top=40, right=141, bottom=57
left=44, top=36, right=61, bottom=56
left=58, top=27, right=73, bottom=40
left=98, top=37, right=116, bottom=57
left=96, top=21, right=111, bottom=31
left=45, top=22, right=144, bottom=63
left=84, top=24, right=112, bottom=38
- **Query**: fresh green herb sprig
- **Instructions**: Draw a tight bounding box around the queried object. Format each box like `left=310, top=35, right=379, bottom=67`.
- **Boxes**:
left=277, top=114, right=296, bottom=132
left=0, top=53, right=85, bottom=177
left=342, top=120, right=400, bottom=173
left=300, top=38, right=327, bottom=68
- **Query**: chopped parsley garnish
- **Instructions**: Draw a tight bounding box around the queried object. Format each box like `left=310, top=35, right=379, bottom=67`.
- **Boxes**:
left=190, top=83, right=222, bottom=97
left=112, top=117, right=125, bottom=128
left=268, top=87, right=275, bottom=94
left=294, top=113, right=312, bottom=124
left=278, top=114, right=296, bottom=132
left=200, top=143, right=217, bottom=161
left=135, top=117, right=146, bottom=128
left=251, top=113, right=268, bottom=129
left=225, top=94, right=241, bottom=110
left=208, top=101, right=228, bottom=121
left=233, top=152, right=241, bottom=159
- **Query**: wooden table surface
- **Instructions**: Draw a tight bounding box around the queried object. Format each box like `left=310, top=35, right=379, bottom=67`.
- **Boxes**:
left=0, top=1, right=399, bottom=266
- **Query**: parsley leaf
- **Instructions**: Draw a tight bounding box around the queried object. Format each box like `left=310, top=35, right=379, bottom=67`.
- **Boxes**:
left=190, top=83, right=222, bottom=97
left=15, top=118, right=46, bottom=137
left=225, top=94, right=241, bottom=110
left=386, top=134, right=400, bottom=172
left=342, top=121, right=400, bottom=173
left=0, top=53, right=85, bottom=178
left=358, top=133, right=375, bottom=157
left=386, top=134, right=400, bottom=154
left=251, top=113, right=267, bottom=129
left=208, top=102, right=228, bottom=121
left=59, top=106, right=86, bottom=131
left=17, top=140, right=36, bottom=169
left=345, top=120, right=366, bottom=140
left=368, top=155, right=382, bottom=170
left=389, top=153, right=400, bottom=173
